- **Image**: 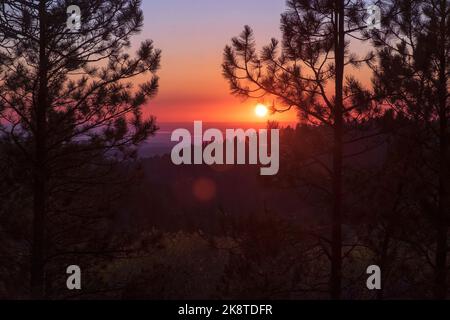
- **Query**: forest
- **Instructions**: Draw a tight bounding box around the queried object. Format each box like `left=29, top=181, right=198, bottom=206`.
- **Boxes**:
left=0, top=0, right=449, bottom=300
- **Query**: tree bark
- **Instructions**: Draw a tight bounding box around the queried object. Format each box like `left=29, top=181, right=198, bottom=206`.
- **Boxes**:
left=434, top=0, right=448, bottom=300
left=330, top=0, right=345, bottom=300
left=31, top=0, right=48, bottom=299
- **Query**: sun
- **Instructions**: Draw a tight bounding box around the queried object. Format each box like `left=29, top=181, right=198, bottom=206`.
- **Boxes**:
left=255, top=104, right=269, bottom=118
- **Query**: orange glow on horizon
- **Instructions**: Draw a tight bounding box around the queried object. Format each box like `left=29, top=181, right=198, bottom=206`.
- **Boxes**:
left=130, top=2, right=374, bottom=126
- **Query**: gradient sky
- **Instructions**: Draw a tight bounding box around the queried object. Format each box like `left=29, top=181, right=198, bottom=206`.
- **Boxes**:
left=134, top=1, right=372, bottom=124
left=133, top=0, right=298, bottom=123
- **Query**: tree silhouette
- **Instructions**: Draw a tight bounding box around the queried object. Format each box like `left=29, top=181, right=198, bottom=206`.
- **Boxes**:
left=370, top=0, right=449, bottom=299
left=223, top=0, right=378, bottom=298
left=0, top=0, right=161, bottom=298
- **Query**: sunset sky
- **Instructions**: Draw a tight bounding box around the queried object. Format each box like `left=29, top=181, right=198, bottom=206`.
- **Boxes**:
left=134, top=0, right=297, bottom=123
left=133, top=0, right=372, bottom=124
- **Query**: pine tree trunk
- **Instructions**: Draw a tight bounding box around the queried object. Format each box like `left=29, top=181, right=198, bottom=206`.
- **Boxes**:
left=435, top=74, right=448, bottom=299
left=434, top=0, right=448, bottom=300
left=30, top=0, right=48, bottom=299
left=330, top=0, right=345, bottom=300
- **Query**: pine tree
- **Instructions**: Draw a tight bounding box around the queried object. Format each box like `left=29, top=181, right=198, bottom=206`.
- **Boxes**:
left=0, top=0, right=161, bottom=298
left=222, top=0, right=378, bottom=298
left=371, top=0, right=449, bottom=299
